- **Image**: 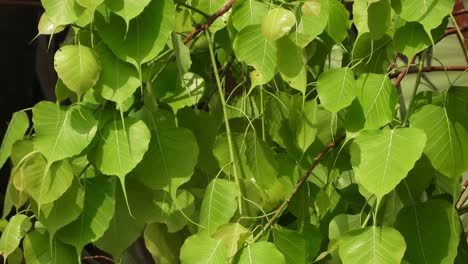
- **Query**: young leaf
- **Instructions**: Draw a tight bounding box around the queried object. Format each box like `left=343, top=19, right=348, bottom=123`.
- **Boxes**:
left=54, top=45, right=101, bottom=99
left=410, top=104, right=468, bottom=178
left=37, top=12, right=66, bottom=35
left=395, top=199, right=460, bottom=264
left=238, top=241, right=286, bottom=264
left=0, top=214, right=31, bottom=260
left=339, top=226, right=406, bottom=264
left=0, top=111, right=29, bottom=169
left=262, top=8, right=296, bottom=41
left=199, top=179, right=239, bottom=234
left=233, top=25, right=277, bottom=86
left=56, top=176, right=115, bottom=254
left=12, top=153, right=73, bottom=206
left=41, top=0, right=84, bottom=25
left=317, top=67, right=356, bottom=113
left=93, top=42, right=141, bottom=105
left=328, top=214, right=361, bottom=240
left=104, top=0, right=151, bottom=31
left=231, top=0, right=269, bottom=31
left=180, top=230, right=229, bottom=264
left=24, top=229, right=77, bottom=264
left=350, top=128, right=427, bottom=202
left=33, top=102, right=97, bottom=163
left=95, top=0, right=175, bottom=68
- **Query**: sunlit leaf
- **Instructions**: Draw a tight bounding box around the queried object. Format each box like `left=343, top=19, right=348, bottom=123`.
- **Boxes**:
left=54, top=45, right=101, bottom=98
left=180, top=230, right=229, bottom=264
left=37, top=12, right=66, bottom=35
left=394, top=22, right=432, bottom=59
left=232, top=0, right=269, bottom=31
left=350, top=128, right=427, bottom=202
left=262, top=8, right=296, bottom=41
left=238, top=241, right=285, bottom=264
left=0, top=214, right=31, bottom=260
left=0, top=111, right=29, bottom=169
left=317, top=67, right=356, bottom=113
left=41, top=0, right=84, bottom=25
left=339, top=226, right=406, bottom=264
left=212, top=223, right=251, bottom=259
left=325, top=0, right=351, bottom=43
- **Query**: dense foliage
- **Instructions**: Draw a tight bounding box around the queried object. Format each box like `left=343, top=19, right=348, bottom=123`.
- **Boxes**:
left=1, top=0, right=468, bottom=263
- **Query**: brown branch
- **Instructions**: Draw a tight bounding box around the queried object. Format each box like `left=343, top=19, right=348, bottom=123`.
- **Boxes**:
left=441, top=26, right=468, bottom=40
left=183, top=0, right=237, bottom=44
left=82, top=255, right=114, bottom=263
left=452, top=9, right=468, bottom=16
left=390, top=65, right=468, bottom=80
left=263, top=135, right=346, bottom=230
left=392, top=56, right=418, bottom=87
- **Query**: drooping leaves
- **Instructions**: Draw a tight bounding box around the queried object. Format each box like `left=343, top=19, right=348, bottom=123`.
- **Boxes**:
left=350, top=128, right=427, bottom=201
left=339, top=226, right=406, bottom=264
left=32, top=102, right=97, bottom=163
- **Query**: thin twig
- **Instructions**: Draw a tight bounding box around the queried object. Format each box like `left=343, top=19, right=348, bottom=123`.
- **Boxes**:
left=452, top=9, right=468, bottom=16
left=392, top=56, right=418, bottom=87
left=389, top=65, right=468, bottom=80
left=183, top=0, right=237, bottom=44
left=82, top=255, right=114, bottom=263
left=260, top=135, right=346, bottom=234
left=441, top=26, right=468, bottom=40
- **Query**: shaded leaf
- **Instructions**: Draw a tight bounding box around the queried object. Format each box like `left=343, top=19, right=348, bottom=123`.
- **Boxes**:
left=325, top=0, right=351, bottom=43
left=172, top=32, right=192, bottom=74
left=394, top=22, right=432, bottom=59
left=144, top=223, right=184, bottom=264
left=104, top=0, right=151, bottom=31
left=24, top=229, right=77, bottom=264
left=0, top=112, right=29, bottom=169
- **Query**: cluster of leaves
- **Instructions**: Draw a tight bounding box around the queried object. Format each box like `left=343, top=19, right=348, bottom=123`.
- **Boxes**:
left=1, top=0, right=467, bottom=263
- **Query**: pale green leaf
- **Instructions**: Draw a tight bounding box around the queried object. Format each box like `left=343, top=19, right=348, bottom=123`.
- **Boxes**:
left=37, top=12, right=65, bottom=35
left=238, top=241, right=285, bottom=264
left=231, top=0, right=269, bottom=31
left=262, top=8, right=296, bottom=41
left=0, top=214, right=31, bottom=259
left=34, top=178, right=84, bottom=240
left=410, top=104, right=468, bottom=178
left=199, top=179, right=239, bottom=234
left=295, top=0, right=329, bottom=46
left=76, top=0, right=104, bottom=9
left=54, top=45, right=101, bottom=98
left=133, top=126, right=198, bottom=192
left=317, top=67, right=356, bottom=113
left=244, top=132, right=278, bottom=188
left=395, top=199, right=460, bottom=264
left=12, top=153, right=73, bottom=206
left=394, top=22, right=431, bottom=59
left=172, top=32, right=192, bottom=74
left=350, top=128, right=427, bottom=201
left=180, top=230, right=228, bottom=264
left=0, top=112, right=29, bottom=169
left=57, top=176, right=115, bottom=252
left=24, top=229, right=77, bottom=264
left=104, top=0, right=151, bottom=30
left=95, top=0, right=174, bottom=68
left=339, top=226, right=406, bottom=264
left=41, top=0, right=84, bottom=25
left=212, top=223, right=251, bottom=259
left=302, top=0, right=321, bottom=16
left=33, top=102, right=97, bottom=163
left=233, top=25, right=277, bottom=86
left=326, top=0, right=351, bottom=43
left=353, top=0, right=369, bottom=34
left=94, top=42, right=141, bottom=105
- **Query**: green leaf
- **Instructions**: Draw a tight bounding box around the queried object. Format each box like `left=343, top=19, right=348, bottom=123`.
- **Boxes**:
left=410, top=104, right=468, bottom=178
left=95, top=0, right=174, bottom=68
left=329, top=214, right=361, bottom=240
left=394, top=22, right=431, bottom=59
left=339, top=226, right=406, bottom=264
left=367, top=0, right=391, bottom=40
left=12, top=153, right=73, bottom=206
left=350, top=128, right=427, bottom=201
left=233, top=25, right=277, bottom=86
left=273, top=229, right=308, bottom=264
left=76, top=0, right=104, bottom=9
left=262, top=8, right=296, bottom=41
left=212, top=223, right=251, bottom=259
left=296, top=0, right=329, bottom=46
left=41, top=0, right=84, bottom=25
left=231, top=0, right=269, bottom=31
left=95, top=181, right=145, bottom=259
left=353, top=0, right=369, bottom=34
left=57, top=176, right=115, bottom=253
left=325, top=0, right=351, bottom=43
left=151, top=189, right=196, bottom=232
left=395, top=199, right=460, bottom=264
left=238, top=241, right=285, bottom=264
left=172, top=32, right=192, bottom=74
left=54, top=45, right=101, bottom=98
left=37, top=12, right=66, bottom=35
left=277, top=36, right=307, bottom=94
left=351, top=33, right=393, bottom=75
left=132, top=126, right=198, bottom=192
left=199, top=179, right=239, bottom=234
left=244, top=132, right=278, bottom=188
left=34, top=178, right=84, bottom=240
left=355, top=73, right=398, bottom=129
left=302, top=0, right=321, bottom=16
left=144, top=223, right=184, bottom=264
left=24, top=229, right=77, bottom=264
left=180, top=230, right=228, bottom=264
left=0, top=214, right=31, bottom=259
left=289, top=98, right=318, bottom=152
left=33, top=102, right=97, bottom=163
left=317, top=67, right=356, bottom=113
left=157, top=71, right=206, bottom=112
left=93, top=42, right=141, bottom=105
left=392, top=0, right=454, bottom=38
left=194, top=0, right=230, bottom=33
left=0, top=112, right=29, bottom=169
left=104, top=0, right=151, bottom=31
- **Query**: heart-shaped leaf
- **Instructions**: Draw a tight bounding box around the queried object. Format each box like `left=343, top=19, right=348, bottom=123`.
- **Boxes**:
left=317, top=67, right=356, bottom=113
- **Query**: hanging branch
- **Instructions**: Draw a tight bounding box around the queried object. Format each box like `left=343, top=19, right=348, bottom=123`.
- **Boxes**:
left=183, top=0, right=237, bottom=44
left=261, top=135, right=346, bottom=233
left=389, top=65, right=468, bottom=80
